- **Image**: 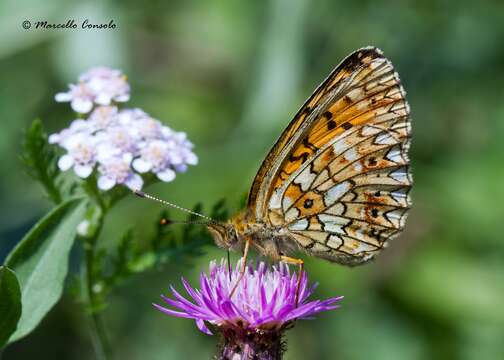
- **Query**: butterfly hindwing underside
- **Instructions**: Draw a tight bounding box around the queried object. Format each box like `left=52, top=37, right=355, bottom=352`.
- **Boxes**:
left=248, top=46, right=412, bottom=265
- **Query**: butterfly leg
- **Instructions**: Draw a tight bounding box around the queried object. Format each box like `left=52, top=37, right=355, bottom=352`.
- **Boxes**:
left=229, top=236, right=251, bottom=298
left=280, top=255, right=304, bottom=307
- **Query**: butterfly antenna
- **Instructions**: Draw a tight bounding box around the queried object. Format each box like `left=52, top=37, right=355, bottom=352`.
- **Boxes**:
left=160, top=218, right=212, bottom=226
left=133, top=189, right=214, bottom=222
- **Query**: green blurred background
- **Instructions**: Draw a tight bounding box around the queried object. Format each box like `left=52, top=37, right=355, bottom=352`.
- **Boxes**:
left=1, top=0, right=503, bottom=359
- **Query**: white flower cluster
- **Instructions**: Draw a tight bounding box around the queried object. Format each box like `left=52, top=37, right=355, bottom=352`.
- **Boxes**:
left=51, top=67, right=198, bottom=191
left=55, top=67, right=130, bottom=113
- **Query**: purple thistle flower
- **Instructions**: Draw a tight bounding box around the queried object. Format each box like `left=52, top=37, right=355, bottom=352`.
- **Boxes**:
left=154, top=259, right=342, bottom=360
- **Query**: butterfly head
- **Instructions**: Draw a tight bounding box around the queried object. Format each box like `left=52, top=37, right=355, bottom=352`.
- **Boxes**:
left=207, top=222, right=240, bottom=250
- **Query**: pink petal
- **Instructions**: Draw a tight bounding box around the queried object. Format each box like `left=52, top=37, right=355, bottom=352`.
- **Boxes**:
left=196, top=319, right=213, bottom=335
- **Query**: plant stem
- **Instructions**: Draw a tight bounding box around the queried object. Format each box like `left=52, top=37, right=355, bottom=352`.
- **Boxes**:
left=81, top=205, right=112, bottom=360
left=79, top=177, right=155, bottom=359
left=84, top=247, right=112, bottom=359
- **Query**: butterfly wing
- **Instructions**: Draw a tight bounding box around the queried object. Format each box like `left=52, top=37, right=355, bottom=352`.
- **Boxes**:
left=248, top=47, right=412, bottom=265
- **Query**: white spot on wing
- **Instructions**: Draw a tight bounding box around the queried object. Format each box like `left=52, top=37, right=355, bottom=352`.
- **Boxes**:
left=344, top=148, right=359, bottom=162
left=333, top=138, right=349, bottom=155
left=386, top=145, right=403, bottom=163
left=390, top=168, right=410, bottom=183
left=391, top=188, right=408, bottom=204
left=323, top=222, right=345, bottom=235
left=327, top=235, right=343, bottom=249
left=353, top=162, right=363, bottom=172
left=288, top=219, right=309, bottom=231
left=375, top=131, right=397, bottom=145
left=325, top=203, right=345, bottom=216
left=269, top=190, right=282, bottom=209
left=294, top=167, right=316, bottom=191
left=324, top=181, right=352, bottom=206
left=284, top=207, right=300, bottom=223
left=313, top=169, right=329, bottom=188
left=386, top=209, right=407, bottom=227
left=282, top=195, right=293, bottom=211
left=318, top=214, right=350, bottom=225
left=361, top=125, right=382, bottom=136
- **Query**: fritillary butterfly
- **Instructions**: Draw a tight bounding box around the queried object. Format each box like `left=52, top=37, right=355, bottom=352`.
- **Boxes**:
left=207, top=46, right=412, bottom=267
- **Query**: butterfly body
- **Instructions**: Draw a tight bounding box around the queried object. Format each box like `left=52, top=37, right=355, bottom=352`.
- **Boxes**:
left=207, top=212, right=292, bottom=261
left=208, top=46, right=412, bottom=267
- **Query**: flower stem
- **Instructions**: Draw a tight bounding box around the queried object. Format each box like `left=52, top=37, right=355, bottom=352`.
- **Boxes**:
left=81, top=204, right=111, bottom=360
left=84, top=246, right=112, bottom=359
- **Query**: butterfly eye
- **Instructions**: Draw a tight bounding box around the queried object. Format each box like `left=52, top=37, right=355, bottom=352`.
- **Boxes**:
left=228, top=227, right=240, bottom=244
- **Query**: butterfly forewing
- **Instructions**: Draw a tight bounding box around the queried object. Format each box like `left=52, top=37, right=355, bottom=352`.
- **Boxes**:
left=248, top=47, right=412, bottom=265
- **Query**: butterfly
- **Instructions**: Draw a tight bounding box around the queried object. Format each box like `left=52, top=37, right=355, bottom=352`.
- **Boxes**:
left=206, top=46, right=412, bottom=269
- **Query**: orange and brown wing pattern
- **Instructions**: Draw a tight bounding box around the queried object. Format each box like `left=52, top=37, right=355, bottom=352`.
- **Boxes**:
left=279, top=120, right=411, bottom=265
left=248, top=47, right=404, bottom=221
left=255, top=47, right=411, bottom=265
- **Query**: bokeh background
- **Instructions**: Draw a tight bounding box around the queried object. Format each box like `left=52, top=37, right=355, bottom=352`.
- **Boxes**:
left=1, top=0, right=504, bottom=359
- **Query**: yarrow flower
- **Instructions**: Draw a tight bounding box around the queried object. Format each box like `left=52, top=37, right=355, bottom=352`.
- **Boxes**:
left=154, top=259, right=342, bottom=360
left=56, top=132, right=98, bottom=178
left=50, top=67, right=197, bottom=191
left=55, top=66, right=130, bottom=113
left=97, top=153, right=143, bottom=191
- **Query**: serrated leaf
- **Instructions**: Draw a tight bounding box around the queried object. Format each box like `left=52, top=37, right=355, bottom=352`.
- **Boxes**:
left=21, top=119, right=62, bottom=204
left=211, top=199, right=229, bottom=221
left=0, top=266, right=22, bottom=348
left=5, top=197, right=87, bottom=343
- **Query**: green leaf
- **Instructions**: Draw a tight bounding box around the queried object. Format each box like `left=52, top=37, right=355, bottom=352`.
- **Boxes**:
left=210, top=199, right=229, bottom=222
left=21, top=119, right=63, bottom=204
left=128, top=252, right=156, bottom=273
left=0, top=266, right=22, bottom=348
left=4, top=197, right=87, bottom=343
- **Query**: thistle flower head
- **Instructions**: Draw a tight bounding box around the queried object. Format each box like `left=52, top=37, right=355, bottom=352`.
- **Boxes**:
left=154, top=259, right=342, bottom=335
